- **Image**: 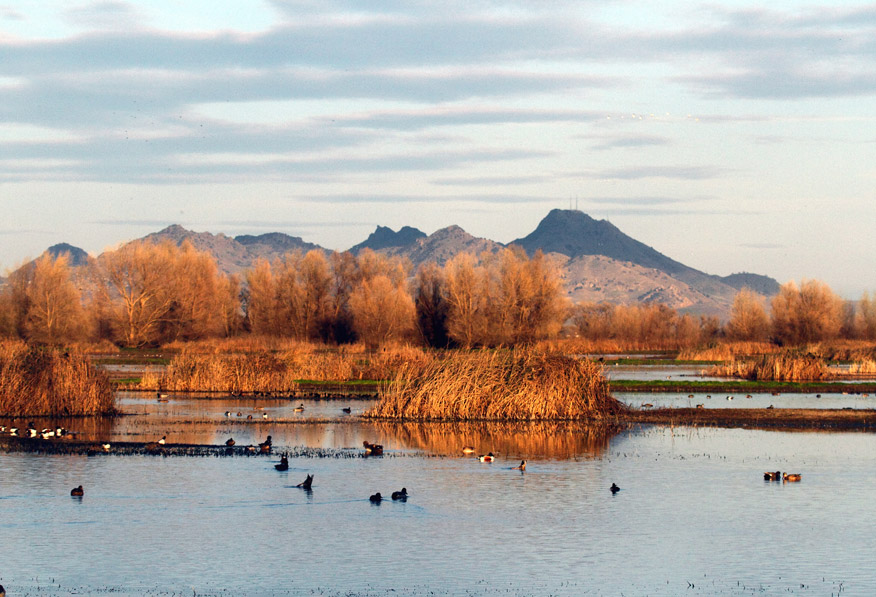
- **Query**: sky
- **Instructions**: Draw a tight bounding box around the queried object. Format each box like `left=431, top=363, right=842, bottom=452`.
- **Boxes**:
left=1, top=1, right=875, bottom=297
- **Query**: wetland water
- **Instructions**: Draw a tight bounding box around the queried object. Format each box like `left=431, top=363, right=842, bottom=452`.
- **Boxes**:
left=2, top=392, right=876, bottom=596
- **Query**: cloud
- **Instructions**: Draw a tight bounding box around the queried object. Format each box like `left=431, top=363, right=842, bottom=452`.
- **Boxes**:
left=591, top=166, right=725, bottom=181
left=64, top=1, right=144, bottom=30
left=586, top=196, right=706, bottom=206
left=431, top=174, right=549, bottom=186
left=296, top=193, right=556, bottom=204
left=738, top=242, right=784, bottom=249
left=589, top=134, right=671, bottom=151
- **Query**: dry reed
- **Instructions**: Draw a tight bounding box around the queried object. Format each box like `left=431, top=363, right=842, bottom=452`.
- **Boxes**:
left=147, top=343, right=434, bottom=391
left=0, top=342, right=116, bottom=415
left=849, top=359, right=876, bottom=375
left=677, top=342, right=778, bottom=361
left=367, top=349, right=624, bottom=421
left=707, top=352, right=832, bottom=381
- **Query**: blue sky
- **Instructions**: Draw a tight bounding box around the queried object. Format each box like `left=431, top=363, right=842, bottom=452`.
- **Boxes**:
left=1, top=1, right=875, bottom=296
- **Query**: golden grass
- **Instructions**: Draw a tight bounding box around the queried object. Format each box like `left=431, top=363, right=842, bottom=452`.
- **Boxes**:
left=677, top=342, right=778, bottom=361
left=849, top=359, right=876, bottom=375
left=707, top=352, right=832, bottom=381
left=145, top=343, right=434, bottom=392
left=367, top=349, right=624, bottom=421
left=0, top=341, right=116, bottom=416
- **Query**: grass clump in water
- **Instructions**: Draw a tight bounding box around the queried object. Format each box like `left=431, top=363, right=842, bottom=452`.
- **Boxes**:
left=0, top=342, right=116, bottom=416
left=707, top=352, right=832, bottom=381
left=367, top=349, right=624, bottom=421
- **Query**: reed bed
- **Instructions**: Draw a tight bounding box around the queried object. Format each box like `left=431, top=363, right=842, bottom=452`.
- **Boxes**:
left=707, top=353, right=832, bottom=382
left=849, top=359, right=876, bottom=375
left=0, top=342, right=116, bottom=416
left=367, top=349, right=624, bottom=421
left=146, top=343, right=434, bottom=392
left=677, top=342, right=778, bottom=361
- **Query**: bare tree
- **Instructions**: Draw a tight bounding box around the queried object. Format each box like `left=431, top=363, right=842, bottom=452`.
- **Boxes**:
left=725, top=288, right=770, bottom=341
left=348, top=275, right=416, bottom=349
left=22, top=253, right=89, bottom=344
left=770, top=279, right=843, bottom=345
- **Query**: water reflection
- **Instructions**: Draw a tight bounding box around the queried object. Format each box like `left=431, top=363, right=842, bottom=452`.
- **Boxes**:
left=375, top=420, right=620, bottom=459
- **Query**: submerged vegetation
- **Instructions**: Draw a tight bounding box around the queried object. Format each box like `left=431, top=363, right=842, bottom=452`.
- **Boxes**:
left=367, top=349, right=624, bottom=421
left=0, top=341, right=115, bottom=416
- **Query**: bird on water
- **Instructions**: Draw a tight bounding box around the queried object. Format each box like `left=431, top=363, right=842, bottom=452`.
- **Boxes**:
left=610, top=483, right=620, bottom=494
left=71, top=485, right=84, bottom=497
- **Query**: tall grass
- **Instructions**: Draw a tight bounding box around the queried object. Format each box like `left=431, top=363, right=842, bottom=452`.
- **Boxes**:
left=367, top=349, right=624, bottom=421
left=707, top=352, right=831, bottom=381
left=677, top=342, right=778, bottom=361
left=0, top=342, right=116, bottom=415
left=147, top=343, right=434, bottom=392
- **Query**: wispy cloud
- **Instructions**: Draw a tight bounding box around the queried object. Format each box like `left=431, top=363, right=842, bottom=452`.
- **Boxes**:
left=591, top=166, right=726, bottom=181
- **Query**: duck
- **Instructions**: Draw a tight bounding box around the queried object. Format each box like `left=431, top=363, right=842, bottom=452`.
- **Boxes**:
left=293, top=404, right=305, bottom=413
left=478, top=452, right=495, bottom=463
left=363, top=441, right=384, bottom=456
left=369, top=492, right=382, bottom=503
left=102, top=443, right=111, bottom=452
left=275, top=456, right=289, bottom=471
left=225, top=438, right=235, bottom=447
left=262, top=412, right=268, bottom=419
left=247, top=414, right=253, bottom=420
left=156, top=392, right=169, bottom=402
left=512, top=460, right=526, bottom=471
left=70, top=485, right=84, bottom=497
left=695, top=404, right=704, bottom=409
left=157, top=435, right=166, bottom=445
left=297, top=474, right=314, bottom=490
left=461, top=446, right=476, bottom=454
left=391, top=488, right=408, bottom=500
left=341, top=407, right=352, bottom=414
left=610, top=483, right=620, bottom=494
left=224, top=411, right=231, bottom=417
left=726, top=395, right=734, bottom=401
left=764, top=471, right=781, bottom=481
left=783, top=473, right=802, bottom=482
left=641, top=403, right=654, bottom=408
left=259, top=436, right=273, bottom=453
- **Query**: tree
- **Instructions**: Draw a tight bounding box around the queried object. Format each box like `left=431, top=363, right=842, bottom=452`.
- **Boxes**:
left=725, top=288, right=770, bottom=341
left=770, top=280, right=843, bottom=345
left=22, top=253, right=89, bottom=344
left=98, top=242, right=177, bottom=346
left=443, top=253, right=486, bottom=348
left=243, top=259, right=276, bottom=335
left=414, top=263, right=450, bottom=348
left=348, top=275, right=416, bottom=349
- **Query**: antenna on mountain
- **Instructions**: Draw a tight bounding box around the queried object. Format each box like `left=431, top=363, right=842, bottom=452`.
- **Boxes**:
left=575, top=197, right=579, bottom=211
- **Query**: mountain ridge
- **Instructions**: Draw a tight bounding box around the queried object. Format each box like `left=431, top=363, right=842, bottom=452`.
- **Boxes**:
left=23, top=212, right=780, bottom=317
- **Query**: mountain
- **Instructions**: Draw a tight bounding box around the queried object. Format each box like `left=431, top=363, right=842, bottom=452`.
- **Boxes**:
left=350, top=225, right=426, bottom=254
left=510, top=209, right=779, bottom=315
left=26, top=211, right=779, bottom=317
left=378, top=225, right=503, bottom=268
left=46, top=243, right=90, bottom=267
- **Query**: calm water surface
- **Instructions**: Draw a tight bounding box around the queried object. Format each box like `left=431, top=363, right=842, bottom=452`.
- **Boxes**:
left=2, top=396, right=875, bottom=596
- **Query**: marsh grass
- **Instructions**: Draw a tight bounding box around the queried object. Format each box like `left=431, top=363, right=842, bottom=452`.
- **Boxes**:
left=0, top=342, right=115, bottom=415
left=849, top=359, right=876, bottom=375
left=677, top=342, right=778, bottom=361
left=145, top=343, right=434, bottom=392
left=367, top=349, right=624, bottom=421
left=707, top=352, right=832, bottom=381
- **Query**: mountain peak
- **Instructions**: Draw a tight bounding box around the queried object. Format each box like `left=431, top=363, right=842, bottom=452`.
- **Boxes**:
left=512, top=209, right=691, bottom=276
left=349, top=225, right=426, bottom=254
left=45, top=243, right=90, bottom=266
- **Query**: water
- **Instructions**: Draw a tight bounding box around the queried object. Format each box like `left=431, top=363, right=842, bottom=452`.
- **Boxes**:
left=2, top=406, right=875, bottom=596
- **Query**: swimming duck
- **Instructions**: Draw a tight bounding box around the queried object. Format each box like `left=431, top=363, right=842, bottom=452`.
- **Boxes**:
left=156, top=392, right=169, bottom=402
left=610, top=483, right=620, bottom=494
left=259, top=436, right=273, bottom=453
left=341, top=407, right=352, bottom=414
left=102, top=443, right=111, bottom=451
left=369, top=492, right=382, bottom=503
left=783, top=473, right=802, bottom=482
left=262, top=412, right=268, bottom=419
left=293, top=404, right=305, bottom=413
left=297, top=474, right=314, bottom=490
left=764, top=471, right=781, bottom=481
left=512, top=460, right=526, bottom=471
left=70, top=485, right=84, bottom=497
left=225, top=438, right=235, bottom=447
left=478, top=452, right=495, bottom=463
left=641, top=403, right=654, bottom=408
left=363, top=441, right=384, bottom=456
left=391, top=488, right=408, bottom=500
left=224, top=411, right=231, bottom=417
left=158, top=435, right=166, bottom=445
left=275, top=456, right=289, bottom=471
left=461, top=446, right=476, bottom=454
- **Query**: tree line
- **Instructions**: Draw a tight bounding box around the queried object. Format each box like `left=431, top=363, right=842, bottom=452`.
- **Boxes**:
left=1, top=241, right=873, bottom=348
